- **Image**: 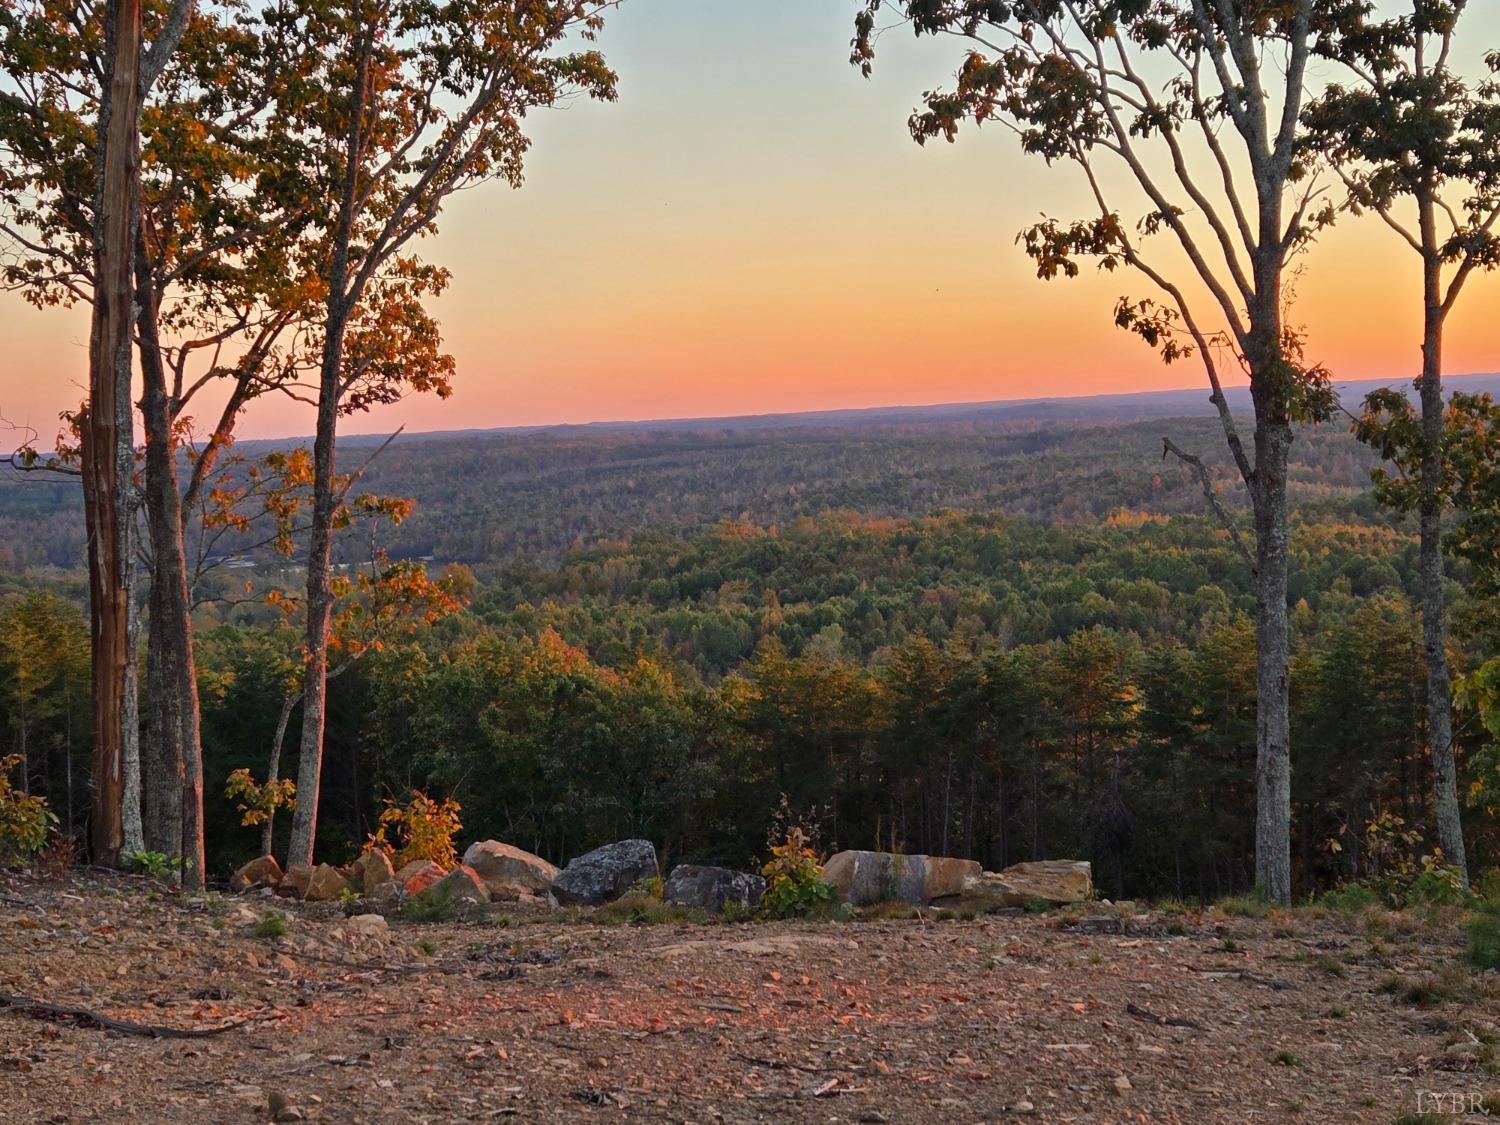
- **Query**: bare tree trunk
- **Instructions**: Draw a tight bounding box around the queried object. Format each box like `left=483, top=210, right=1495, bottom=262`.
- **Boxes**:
left=1417, top=226, right=1468, bottom=886
left=142, top=599, right=182, bottom=853
left=286, top=316, right=345, bottom=868
left=287, top=32, right=370, bottom=868
left=1251, top=418, right=1293, bottom=905
left=84, top=0, right=143, bottom=868
left=122, top=589, right=143, bottom=856
left=262, top=693, right=298, bottom=858
left=137, top=257, right=205, bottom=888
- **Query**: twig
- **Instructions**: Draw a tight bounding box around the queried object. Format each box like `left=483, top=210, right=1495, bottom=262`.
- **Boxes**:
left=0, top=992, right=250, bottom=1038
left=734, top=1053, right=842, bottom=1074
left=1161, top=437, right=1255, bottom=572
left=1125, top=1001, right=1203, bottom=1029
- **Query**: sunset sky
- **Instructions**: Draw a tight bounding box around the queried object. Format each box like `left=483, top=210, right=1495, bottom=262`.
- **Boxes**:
left=3, top=0, right=1499, bottom=440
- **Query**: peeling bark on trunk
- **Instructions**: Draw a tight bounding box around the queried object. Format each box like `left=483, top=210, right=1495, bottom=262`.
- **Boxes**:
left=84, top=0, right=143, bottom=867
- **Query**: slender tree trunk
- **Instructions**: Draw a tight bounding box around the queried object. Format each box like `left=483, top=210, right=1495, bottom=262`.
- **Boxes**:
left=142, top=600, right=181, bottom=852
left=137, top=256, right=205, bottom=888
left=262, top=693, right=298, bottom=858
left=286, top=314, right=346, bottom=868
left=286, top=31, right=371, bottom=869
left=1417, top=231, right=1468, bottom=886
left=84, top=0, right=143, bottom=867
left=1251, top=417, right=1293, bottom=904
left=122, top=589, right=143, bottom=856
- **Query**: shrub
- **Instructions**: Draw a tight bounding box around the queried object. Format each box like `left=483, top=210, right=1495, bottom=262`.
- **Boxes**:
left=761, top=825, right=836, bottom=919
left=124, top=850, right=173, bottom=878
left=0, top=754, right=55, bottom=868
left=593, top=893, right=704, bottom=926
left=368, top=789, right=462, bottom=870
left=403, top=887, right=457, bottom=923
left=253, top=910, right=289, bottom=939
left=1468, top=909, right=1500, bottom=972
left=1320, top=883, right=1379, bottom=914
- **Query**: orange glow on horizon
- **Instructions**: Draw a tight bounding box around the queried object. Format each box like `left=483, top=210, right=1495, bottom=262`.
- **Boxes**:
left=2, top=1, right=1497, bottom=442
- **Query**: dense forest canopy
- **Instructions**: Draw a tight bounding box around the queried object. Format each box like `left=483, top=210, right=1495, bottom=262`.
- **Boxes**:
left=3, top=402, right=1497, bottom=900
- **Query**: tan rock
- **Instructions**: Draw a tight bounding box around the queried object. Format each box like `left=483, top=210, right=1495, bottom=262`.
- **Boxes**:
left=302, top=863, right=350, bottom=902
left=821, top=851, right=981, bottom=906
left=231, top=855, right=284, bottom=892
left=461, top=840, right=558, bottom=895
left=347, top=913, right=389, bottom=939
left=396, top=860, right=447, bottom=896
left=278, top=863, right=313, bottom=899
left=416, top=864, right=490, bottom=909
left=970, top=860, right=1093, bottom=906
left=350, top=849, right=396, bottom=894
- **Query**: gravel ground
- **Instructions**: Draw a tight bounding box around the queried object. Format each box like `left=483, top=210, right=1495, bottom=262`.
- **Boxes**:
left=1, top=871, right=1497, bottom=1123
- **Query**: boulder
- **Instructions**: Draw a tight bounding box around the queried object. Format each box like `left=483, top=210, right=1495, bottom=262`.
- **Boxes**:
left=231, top=855, right=284, bottom=893
left=347, top=913, right=390, bottom=939
left=968, top=860, right=1093, bottom=906
left=550, top=839, right=658, bottom=906
left=303, top=863, right=350, bottom=902
left=461, top=840, right=558, bottom=896
left=350, top=850, right=396, bottom=894
left=821, top=851, right=981, bottom=907
left=663, top=865, right=765, bottom=914
left=416, top=864, right=491, bottom=909
left=277, top=863, right=313, bottom=899
left=396, top=860, right=447, bottom=896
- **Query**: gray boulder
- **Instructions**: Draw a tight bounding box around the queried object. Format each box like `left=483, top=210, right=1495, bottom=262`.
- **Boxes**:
left=550, top=839, right=658, bottom=906
left=663, top=865, right=766, bottom=914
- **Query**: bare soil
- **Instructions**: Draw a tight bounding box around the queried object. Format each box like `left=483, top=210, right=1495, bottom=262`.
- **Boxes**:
left=1, top=871, right=1496, bottom=1123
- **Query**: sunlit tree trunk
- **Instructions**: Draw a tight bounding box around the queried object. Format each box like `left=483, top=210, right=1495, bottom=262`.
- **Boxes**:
left=83, top=0, right=143, bottom=867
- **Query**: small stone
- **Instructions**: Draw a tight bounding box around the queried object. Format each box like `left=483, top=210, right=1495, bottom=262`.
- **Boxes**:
left=1111, top=1076, right=1133, bottom=1095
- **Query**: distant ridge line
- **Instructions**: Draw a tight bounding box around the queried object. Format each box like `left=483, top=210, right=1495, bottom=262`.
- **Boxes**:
left=285, top=371, right=1500, bottom=447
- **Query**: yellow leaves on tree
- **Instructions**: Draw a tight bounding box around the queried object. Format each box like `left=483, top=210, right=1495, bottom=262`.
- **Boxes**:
left=366, top=790, right=462, bottom=871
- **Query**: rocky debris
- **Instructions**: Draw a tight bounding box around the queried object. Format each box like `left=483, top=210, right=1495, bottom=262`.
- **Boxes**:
left=395, top=860, right=447, bottom=896
left=417, top=865, right=491, bottom=909
left=821, top=851, right=981, bottom=906
left=231, top=855, right=283, bottom=892
left=278, top=863, right=314, bottom=899
left=367, top=880, right=403, bottom=907
left=303, top=863, right=351, bottom=902
left=346, top=913, right=390, bottom=939
left=462, top=840, right=559, bottom=896
left=349, top=849, right=395, bottom=894
left=968, top=860, right=1093, bottom=906
left=663, top=865, right=765, bottom=914
left=550, top=839, right=658, bottom=906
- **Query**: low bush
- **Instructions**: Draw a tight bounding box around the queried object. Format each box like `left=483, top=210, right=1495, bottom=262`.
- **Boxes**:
left=0, top=754, right=55, bottom=868
left=1467, top=908, right=1500, bottom=972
